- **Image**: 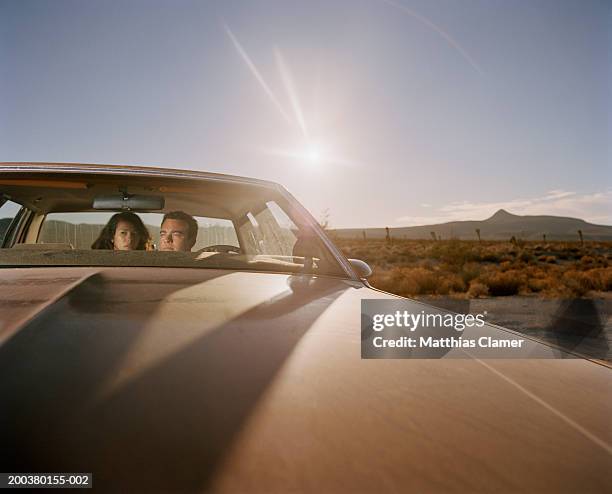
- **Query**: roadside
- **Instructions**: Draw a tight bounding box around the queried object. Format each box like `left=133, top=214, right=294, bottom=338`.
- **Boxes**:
left=415, top=293, right=612, bottom=362
left=336, top=239, right=612, bottom=361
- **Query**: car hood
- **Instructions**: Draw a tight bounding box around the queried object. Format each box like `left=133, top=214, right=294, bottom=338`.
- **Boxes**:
left=0, top=267, right=610, bottom=493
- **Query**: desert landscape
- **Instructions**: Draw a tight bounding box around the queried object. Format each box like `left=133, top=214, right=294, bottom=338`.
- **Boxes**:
left=336, top=238, right=611, bottom=298
left=335, top=237, right=611, bottom=361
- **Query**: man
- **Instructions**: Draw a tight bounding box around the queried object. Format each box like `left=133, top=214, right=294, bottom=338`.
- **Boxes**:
left=159, top=211, right=198, bottom=252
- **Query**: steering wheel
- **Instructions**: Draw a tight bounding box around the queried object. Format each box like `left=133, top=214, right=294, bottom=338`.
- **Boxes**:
left=198, top=244, right=242, bottom=254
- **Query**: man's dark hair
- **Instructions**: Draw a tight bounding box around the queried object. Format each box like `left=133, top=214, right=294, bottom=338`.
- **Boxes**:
left=161, top=211, right=198, bottom=241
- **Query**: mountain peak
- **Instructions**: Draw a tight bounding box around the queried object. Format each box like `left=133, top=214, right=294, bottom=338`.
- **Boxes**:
left=488, top=209, right=516, bottom=221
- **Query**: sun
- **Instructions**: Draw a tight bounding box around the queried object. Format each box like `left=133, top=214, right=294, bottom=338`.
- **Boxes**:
left=306, top=147, right=321, bottom=164
left=264, top=141, right=336, bottom=168
left=299, top=144, right=324, bottom=166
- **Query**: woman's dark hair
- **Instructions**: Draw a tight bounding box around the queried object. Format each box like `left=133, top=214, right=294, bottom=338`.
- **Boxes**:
left=91, top=212, right=151, bottom=250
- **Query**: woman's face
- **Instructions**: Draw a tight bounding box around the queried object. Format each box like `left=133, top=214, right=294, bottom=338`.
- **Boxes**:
left=113, top=220, right=140, bottom=250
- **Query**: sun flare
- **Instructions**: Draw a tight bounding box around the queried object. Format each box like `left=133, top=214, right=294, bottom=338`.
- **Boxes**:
left=305, top=146, right=321, bottom=164
left=264, top=140, right=358, bottom=169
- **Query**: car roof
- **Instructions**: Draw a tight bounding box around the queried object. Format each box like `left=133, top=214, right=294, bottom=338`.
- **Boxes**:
left=0, top=162, right=286, bottom=218
left=0, top=162, right=280, bottom=188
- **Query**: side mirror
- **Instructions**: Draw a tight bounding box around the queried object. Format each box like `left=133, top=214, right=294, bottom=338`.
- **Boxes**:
left=348, top=258, right=372, bottom=279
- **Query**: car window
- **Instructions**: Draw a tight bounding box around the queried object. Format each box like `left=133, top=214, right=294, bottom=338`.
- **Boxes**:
left=0, top=199, right=22, bottom=245
left=39, top=212, right=113, bottom=249
left=191, top=218, right=238, bottom=251
left=238, top=203, right=297, bottom=256
left=39, top=212, right=239, bottom=250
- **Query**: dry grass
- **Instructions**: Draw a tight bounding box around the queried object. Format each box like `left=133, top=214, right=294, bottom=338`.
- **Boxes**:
left=336, top=238, right=612, bottom=298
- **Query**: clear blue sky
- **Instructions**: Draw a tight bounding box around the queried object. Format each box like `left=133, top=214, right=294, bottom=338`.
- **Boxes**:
left=1, top=0, right=610, bottom=227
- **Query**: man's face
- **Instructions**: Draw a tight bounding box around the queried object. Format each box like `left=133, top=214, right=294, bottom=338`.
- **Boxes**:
left=159, top=219, right=194, bottom=252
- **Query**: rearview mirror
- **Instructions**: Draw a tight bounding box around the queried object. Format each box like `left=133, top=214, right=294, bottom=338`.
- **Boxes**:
left=93, top=194, right=165, bottom=211
left=348, top=258, right=372, bottom=279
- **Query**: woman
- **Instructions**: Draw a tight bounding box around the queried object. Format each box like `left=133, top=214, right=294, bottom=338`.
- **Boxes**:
left=91, top=212, right=151, bottom=250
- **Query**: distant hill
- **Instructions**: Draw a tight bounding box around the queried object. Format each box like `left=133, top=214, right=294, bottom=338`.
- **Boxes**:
left=331, top=209, right=612, bottom=241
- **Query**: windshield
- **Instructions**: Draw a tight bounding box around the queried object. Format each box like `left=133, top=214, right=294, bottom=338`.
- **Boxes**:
left=39, top=212, right=240, bottom=251
left=0, top=178, right=349, bottom=278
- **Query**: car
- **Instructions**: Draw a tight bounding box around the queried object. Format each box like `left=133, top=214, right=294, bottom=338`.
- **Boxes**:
left=0, top=162, right=610, bottom=493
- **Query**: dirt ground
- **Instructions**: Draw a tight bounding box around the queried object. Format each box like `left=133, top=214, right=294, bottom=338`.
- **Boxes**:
left=415, top=293, right=611, bottom=362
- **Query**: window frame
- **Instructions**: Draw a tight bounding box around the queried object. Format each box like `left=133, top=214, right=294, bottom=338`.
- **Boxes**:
left=0, top=197, right=31, bottom=248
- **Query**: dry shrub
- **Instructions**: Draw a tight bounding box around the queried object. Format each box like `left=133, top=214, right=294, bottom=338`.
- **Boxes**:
left=389, top=267, right=438, bottom=296
left=417, top=259, right=435, bottom=269
left=460, top=262, right=481, bottom=284
left=596, top=267, right=612, bottom=291
left=557, top=268, right=611, bottom=296
left=380, top=267, right=467, bottom=296
left=579, top=255, right=608, bottom=268
left=386, top=253, right=401, bottom=264
left=480, top=252, right=500, bottom=263
left=524, top=265, right=560, bottom=294
left=561, top=270, right=593, bottom=296
left=527, top=278, right=549, bottom=292
left=437, top=273, right=466, bottom=295
left=482, top=270, right=524, bottom=296
left=429, top=240, right=478, bottom=267
left=467, top=281, right=489, bottom=298
left=573, top=268, right=612, bottom=292
left=538, top=255, right=556, bottom=263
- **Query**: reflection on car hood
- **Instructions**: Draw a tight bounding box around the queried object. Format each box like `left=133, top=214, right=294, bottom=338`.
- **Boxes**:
left=0, top=267, right=610, bottom=493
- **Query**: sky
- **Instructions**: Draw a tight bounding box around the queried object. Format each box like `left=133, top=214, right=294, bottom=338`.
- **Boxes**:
left=1, top=0, right=610, bottom=228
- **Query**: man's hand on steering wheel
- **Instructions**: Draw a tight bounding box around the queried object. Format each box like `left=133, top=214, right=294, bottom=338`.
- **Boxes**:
left=197, top=244, right=242, bottom=254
